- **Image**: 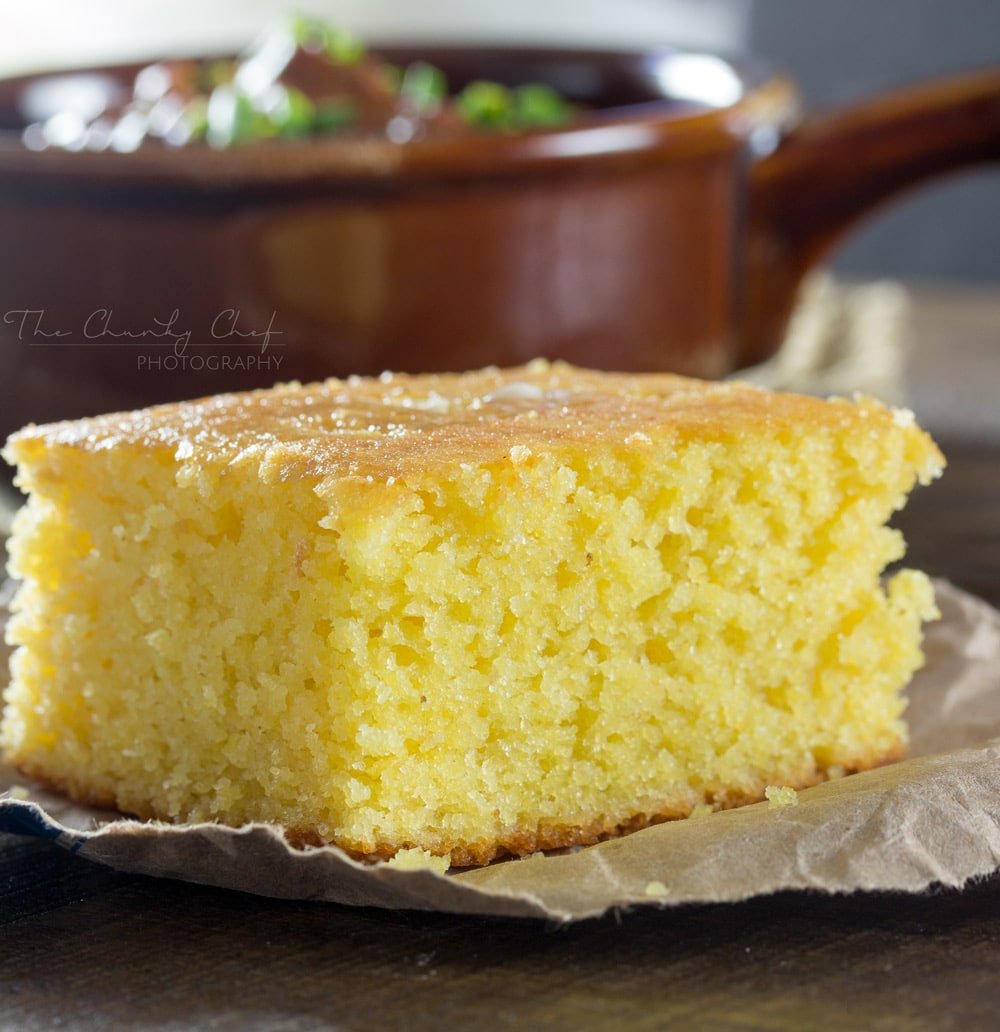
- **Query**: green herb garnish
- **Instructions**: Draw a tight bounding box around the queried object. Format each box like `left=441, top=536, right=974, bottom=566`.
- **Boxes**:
left=206, top=87, right=259, bottom=146
left=455, top=80, right=573, bottom=130
left=275, top=86, right=316, bottom=138
left=511, top=83, right=573, bottom=128
left=112, top=17, right=576, bottom=152
left=455, top=80, right=514, bottom=129
left=289, top=14, right=328, bottom=52
left=178, top=96, right=209, bottom=143
left=399, top=61, right=447, bottom=114
left=313, top=100, right=357, bottom=135
left=205, top=84, right=354, bottom=146
left=326, top=27, right=365, bottom=66
left=289, top=16, right=365, bottom=65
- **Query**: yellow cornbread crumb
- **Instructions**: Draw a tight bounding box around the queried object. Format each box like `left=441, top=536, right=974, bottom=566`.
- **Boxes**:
left=688, top=803, right=714, bottom=820
left=384, top=847, right=451, bottom=874
left=644, top=881, right=670, bottom=898
left=7, top=785, right=29, bottom=801
left=1, top=362, right=943, bottom=866
left=765, top=786, right=800, bottom=809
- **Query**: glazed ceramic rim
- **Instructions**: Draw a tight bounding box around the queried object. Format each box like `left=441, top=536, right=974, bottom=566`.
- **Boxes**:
left=0, top=46, right=800, bottom=190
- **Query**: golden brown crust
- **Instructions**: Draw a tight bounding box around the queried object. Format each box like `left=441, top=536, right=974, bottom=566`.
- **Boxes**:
left=7, top=742, right=905, bottom=868
left=6, top=360, right=932, bottom=487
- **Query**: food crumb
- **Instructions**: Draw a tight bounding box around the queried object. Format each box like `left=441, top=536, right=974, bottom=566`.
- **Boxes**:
left=625, top=431, right=652, bottom=446
left=644, top=880, right=670, bottom=898
left=688, top=803, right=714, bottom=819
left=488, top=380, right=545, bottom=403
left=8, top=785, right=29, bottom=801
left=385, top=848, right=451, bottom=874
left=509, top=444, right=532, bottom=464
left=765, top=785, right=799, bottom=808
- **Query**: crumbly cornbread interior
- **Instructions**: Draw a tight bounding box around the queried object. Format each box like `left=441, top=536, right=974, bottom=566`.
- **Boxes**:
left=2, top=362, right=943, bottom=865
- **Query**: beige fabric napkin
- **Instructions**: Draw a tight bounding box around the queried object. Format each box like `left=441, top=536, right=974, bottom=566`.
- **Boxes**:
left=735, top=274, right=911, bottom=404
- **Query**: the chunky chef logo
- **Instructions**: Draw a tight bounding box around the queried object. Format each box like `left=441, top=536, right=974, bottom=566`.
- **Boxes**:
left=3, top=307, right=285, bottom=373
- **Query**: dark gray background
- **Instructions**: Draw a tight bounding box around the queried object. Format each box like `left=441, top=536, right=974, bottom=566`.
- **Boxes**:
left=748, top=0, right=1000, bottom=283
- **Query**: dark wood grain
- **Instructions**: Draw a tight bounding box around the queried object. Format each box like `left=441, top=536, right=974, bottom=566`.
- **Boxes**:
left=1, top=831, right=999, bottom=1031
left=897, top=443, right=1000, bottom=610
left=1, top=287, right=998, bottom=1030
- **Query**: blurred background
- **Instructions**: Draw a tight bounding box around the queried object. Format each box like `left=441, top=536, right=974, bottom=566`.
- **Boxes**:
left=2, top=0, right=998, bottom=283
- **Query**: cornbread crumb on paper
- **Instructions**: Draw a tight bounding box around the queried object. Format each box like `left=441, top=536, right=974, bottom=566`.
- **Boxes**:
left=765, top=786, right=800, bottom=809
left=625, top=431, right=652, bottom=446
left=644, top=881, right=670, bottom=898
left=385, top=848, right=451, bottom=874
left=688, top=803, right=714, bottom=820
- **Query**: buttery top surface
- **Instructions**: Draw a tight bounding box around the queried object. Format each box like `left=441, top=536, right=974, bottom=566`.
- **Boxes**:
left=7, top=361, right=913, bottom=483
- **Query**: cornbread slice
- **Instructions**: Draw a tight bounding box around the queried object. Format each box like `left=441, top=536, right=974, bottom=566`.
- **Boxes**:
left=2, top=362, right=943, bottom=865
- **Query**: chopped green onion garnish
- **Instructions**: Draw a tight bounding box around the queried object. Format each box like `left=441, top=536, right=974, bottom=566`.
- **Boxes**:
left=400, top=61, right=447, bottom=114
left=289, top=14, right=328, bottom=52
left=179, top=96, right=209, bottom=143
left=277, top=86, right=316, bottom=138
left=456, top=80, right=513, bottom=128
left=314, top=100, right=357, bottom=135
left=512, top=83, right=573, bottom=128
left=206, top=86, right=259, bottom=146
left=117, top=18, right=578, bottom=151
left=207, top=86, right=312, bottom=146
left=326, top=28, right=365, bottom=66
left=289, top=15, right=364, bottom=65
left=456, top=80, right=573, bottom=131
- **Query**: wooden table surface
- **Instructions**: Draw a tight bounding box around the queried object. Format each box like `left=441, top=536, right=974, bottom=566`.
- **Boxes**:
left=1, top=286, right=998, bottom=1031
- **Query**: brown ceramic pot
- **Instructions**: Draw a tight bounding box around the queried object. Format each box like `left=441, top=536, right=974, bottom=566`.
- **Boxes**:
left=0, top=46, right=998, bottom=442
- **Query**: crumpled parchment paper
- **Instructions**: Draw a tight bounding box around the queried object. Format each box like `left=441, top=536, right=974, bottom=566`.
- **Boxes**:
left=2, top=580, right=999, bottom=922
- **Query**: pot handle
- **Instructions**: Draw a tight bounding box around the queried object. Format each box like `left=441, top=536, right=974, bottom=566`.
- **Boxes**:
left=742, top=68, right=1000, bottom=366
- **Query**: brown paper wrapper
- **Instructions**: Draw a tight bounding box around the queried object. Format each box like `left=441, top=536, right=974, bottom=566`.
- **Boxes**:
left=3, top=580, right=999, bottom=921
